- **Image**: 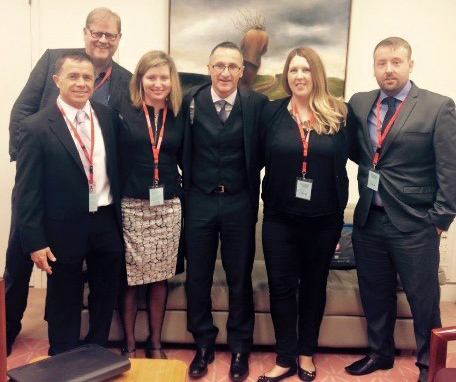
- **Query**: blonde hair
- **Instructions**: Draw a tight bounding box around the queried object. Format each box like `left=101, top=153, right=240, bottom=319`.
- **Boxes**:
left=86, top=7, right=121, bottom=33
left=130, top=51, right=182, bottom=115
left=282, top=47, right=347, bottom=134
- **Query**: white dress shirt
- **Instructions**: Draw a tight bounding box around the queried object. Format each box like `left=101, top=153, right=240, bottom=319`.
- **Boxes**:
left=57, top=97, right=113, bottom=207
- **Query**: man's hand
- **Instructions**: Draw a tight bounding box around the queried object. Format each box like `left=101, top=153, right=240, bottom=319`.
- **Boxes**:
left=436, top=226, right=443, bottom=236
left=30, top=247, right=56, bottom=275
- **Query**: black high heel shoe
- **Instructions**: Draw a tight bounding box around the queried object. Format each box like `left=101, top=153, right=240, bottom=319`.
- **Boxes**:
left=120, top=347, right=137, bottom=358
left=144, top=336, right=167, bottom=359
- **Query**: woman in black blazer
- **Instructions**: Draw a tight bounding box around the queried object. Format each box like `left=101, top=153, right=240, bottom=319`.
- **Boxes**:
left=116, top=51, right=184, bottom=359
left=258, top=47, right=357, bottom=382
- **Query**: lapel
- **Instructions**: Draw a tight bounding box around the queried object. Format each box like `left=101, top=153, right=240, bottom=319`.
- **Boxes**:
left=108, top=61, right=120, bottom=108
left=361, top=90, right=380, bottom=159
left=199, top=85, right=221, bottom=123
left=48, top=103, right=85, bottom=175
left=380, top=83, right=419, bottom=157
left=239, top=87, right=253, bottom=169
left=331, top=125, right=344, bottom=163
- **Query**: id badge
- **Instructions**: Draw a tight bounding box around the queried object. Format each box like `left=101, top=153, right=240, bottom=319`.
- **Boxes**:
left=89, top=193, right=98, bottom=212
left=296, top=177, right=313, bottom=201
left=367, top=169, right=380, bottom=191
left=149, top=185, right=164, bottom=207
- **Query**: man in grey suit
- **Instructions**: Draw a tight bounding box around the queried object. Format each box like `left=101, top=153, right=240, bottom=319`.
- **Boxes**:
left=345, top=37, right=456, bottom=382
left=4, top=7, right=131, bottom=356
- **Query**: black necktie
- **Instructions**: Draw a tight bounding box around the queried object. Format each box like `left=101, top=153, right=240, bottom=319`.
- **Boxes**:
left=381, top=96, right=396, bottom=134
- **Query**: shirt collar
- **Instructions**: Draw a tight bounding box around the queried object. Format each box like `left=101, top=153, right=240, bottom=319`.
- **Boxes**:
left=57, top=96, right=91, bottom=122
left=96, top=60, right=113, bottom=79
left=210, top=86, right=237, bottom=106
left=379, top=80, right=412, bottom=103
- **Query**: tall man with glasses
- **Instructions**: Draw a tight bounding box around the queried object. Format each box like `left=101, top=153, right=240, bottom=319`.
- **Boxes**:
left=4, top=7, right=131, bottom=356
left=182, top=41, right=268, bottom=381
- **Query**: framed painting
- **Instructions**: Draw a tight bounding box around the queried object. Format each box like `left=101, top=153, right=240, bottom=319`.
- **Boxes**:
left=169, top=0, right=352, bottom=99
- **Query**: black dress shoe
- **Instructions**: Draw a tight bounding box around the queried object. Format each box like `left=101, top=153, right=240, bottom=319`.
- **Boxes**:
left=257, top=364, right=297, bottom=382
left=345, top=355, right=394, bottom=376
left=298, top=364, right=316, bottom=381
left=417, top=368, right=428, bottom=382
left=230, top=353, right=249, bottom=381
left=189, top=347, right=215, bottom=379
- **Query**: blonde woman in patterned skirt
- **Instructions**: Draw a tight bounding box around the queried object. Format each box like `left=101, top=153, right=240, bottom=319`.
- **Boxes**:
left=115, top=51, right=184, bottom=359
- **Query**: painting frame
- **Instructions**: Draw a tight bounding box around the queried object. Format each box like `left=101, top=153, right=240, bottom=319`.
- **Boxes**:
left=168, top=0, right=353, bottom=100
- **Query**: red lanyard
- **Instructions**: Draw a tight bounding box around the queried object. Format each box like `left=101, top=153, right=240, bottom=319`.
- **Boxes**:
left=94, top=65, right=112, bottom=92
left=142, top=102, right=168, bottom=185
left=292, top=102, right=315, bottom=176
left=373, top=95, right=407, bottom=167
left=57, top=100, right=95, bottom=188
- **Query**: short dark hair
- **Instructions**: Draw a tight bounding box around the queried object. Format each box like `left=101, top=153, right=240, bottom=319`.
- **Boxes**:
left=55, top=50, right=94, bottom=75
left=374, top=37, right=412, bottom=59
left=210, top=41, right=243, bottom=61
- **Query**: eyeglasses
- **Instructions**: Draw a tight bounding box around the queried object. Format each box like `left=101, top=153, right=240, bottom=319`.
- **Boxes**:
left=86, top=28, right=119, bottom=41
left=211, top=64, right=241, bottom=74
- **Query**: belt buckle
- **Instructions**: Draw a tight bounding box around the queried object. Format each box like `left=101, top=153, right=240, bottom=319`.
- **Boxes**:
left=214, top=184, right=225, bottom=194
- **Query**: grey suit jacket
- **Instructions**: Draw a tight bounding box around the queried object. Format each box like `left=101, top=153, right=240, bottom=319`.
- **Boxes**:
left=349, top=82, right=456, bottom=232
left=8, top=48, right=132, bottom=161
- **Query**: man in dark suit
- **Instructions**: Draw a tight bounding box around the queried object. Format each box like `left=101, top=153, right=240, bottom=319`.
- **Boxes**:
left=345, top=37, right=456, bottom=382
left=4, top=7, right=131, bottom=355
left=15, top=51, right=123, bottom=355
left=182, top=41, right=268, bottom=381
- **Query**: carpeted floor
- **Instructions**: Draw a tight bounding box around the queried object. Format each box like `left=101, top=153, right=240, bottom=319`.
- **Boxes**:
left=6, top=288, right=456, bottom=381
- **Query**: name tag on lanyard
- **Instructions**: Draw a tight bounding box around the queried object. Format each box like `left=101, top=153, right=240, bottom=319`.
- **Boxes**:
left=143, top=102, right=167, bottom=207
left=149, top=185, right=164, bottom=207
left=367, top=95, right=407, bottom=192
left=291, top=102, right=315, bottom=201
left=296, top=177, right=313, bottom=200
left=367, top=169, right=380, bottom=191
left=89, top=192, right=99, bottom=212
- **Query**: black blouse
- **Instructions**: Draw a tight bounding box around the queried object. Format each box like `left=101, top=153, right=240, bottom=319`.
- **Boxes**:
left=117, top=96, right=184, bottom=200
left=261, top=97, right=358, bottom=217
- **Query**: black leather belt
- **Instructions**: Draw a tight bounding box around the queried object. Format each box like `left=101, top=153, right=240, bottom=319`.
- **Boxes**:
left=370, top=204, right=386, bottom=212
left=213, top=184, right=226, bottom=194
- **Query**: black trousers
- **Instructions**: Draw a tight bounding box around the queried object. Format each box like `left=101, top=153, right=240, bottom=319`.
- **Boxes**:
left=45, top=205, right=123, bottom=355
left=352, top=207, right=441, bottom=371
left=185, top=187, right=256, bottom=353
left=262, top=207, right=343, bottom=367
left=3, top=185, right=34, bottom=354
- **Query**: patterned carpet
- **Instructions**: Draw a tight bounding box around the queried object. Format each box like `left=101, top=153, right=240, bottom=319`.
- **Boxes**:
left=7, top=338, right=456, bottom=381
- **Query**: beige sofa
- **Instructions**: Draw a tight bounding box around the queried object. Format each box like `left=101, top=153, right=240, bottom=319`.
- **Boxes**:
left=81, top=203, right=446, bottom=349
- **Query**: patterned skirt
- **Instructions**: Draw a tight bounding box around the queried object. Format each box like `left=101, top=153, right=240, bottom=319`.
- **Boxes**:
left=121, top=197, right=181, bottom=286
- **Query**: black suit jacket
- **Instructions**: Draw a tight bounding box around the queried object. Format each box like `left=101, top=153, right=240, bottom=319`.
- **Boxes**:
left=260, top=97, right=359, bottom=214
left=9, top=48, right=132, bottom=161
left=15, top=101, right=122, bottom=263
left=350, top=82, right=456, bottom=232
left=181, top=84, right=268, bottom=215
